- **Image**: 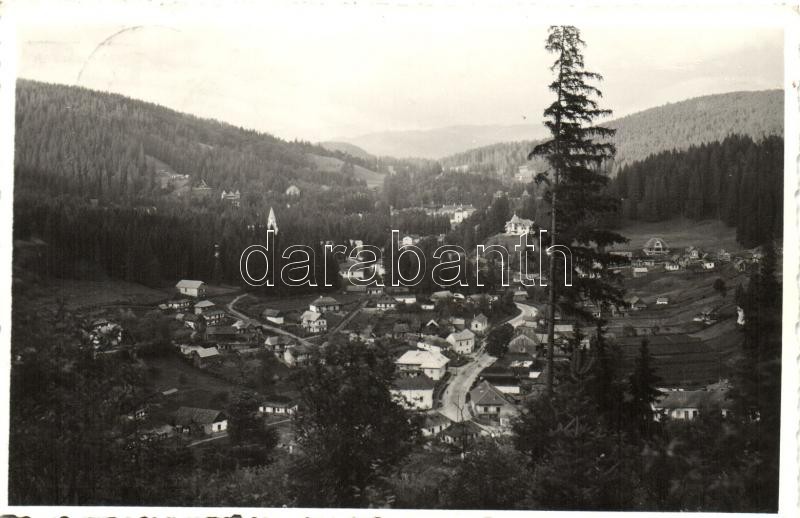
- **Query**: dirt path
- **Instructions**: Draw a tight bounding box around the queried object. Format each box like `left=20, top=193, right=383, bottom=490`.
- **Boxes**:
left=227, top=294, right=313, bottom=347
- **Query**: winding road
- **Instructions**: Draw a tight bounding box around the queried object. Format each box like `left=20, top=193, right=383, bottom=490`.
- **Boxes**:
left=439, top=349, right=497, bottom=422
left=508, top=302, right=539, bottom=328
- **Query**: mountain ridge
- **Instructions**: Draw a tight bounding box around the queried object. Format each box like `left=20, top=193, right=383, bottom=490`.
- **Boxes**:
left=337, top=90, right=783, bottom=165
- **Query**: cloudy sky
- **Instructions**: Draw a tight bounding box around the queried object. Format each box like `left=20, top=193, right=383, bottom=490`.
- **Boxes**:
left=11, top=1, right=785, bottom=142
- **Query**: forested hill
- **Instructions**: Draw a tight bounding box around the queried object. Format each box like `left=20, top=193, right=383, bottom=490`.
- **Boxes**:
left=612, top=134, right=783, bottom=248
left=14, top=79, right=379, bottom=201
left=439, top=90, right=783, bottom=176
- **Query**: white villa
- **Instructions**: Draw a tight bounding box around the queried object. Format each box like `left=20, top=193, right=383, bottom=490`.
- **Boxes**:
left=505, top=214, right=534, bottom=235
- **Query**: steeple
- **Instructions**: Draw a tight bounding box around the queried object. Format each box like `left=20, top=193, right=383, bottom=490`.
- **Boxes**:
left=267, top=207, right=279, bottom=235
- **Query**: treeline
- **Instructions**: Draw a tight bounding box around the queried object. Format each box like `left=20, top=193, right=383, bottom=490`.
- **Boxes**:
left=14, top=193, right=395, bottom=294
left=439, top=90, right=783, bottom=177
left=613, top=135, right=783, bottom=247
left=384, top=169, right=506, bottom=209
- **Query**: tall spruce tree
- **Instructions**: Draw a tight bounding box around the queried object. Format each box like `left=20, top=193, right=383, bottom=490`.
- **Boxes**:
left=530, top=26, right=626, bottom=395
left=627, top=338, right=662, bottom=437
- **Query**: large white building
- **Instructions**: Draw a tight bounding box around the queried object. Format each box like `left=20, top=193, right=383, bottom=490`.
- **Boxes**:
left=175, top=280, right=206, bottom=298
left=395, top=349, right=450, bottom=380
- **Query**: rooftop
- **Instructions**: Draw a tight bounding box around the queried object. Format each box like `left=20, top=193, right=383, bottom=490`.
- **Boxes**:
left=176, top=279, right=205, bottom=289
left=470, top=380, right=513, bottom=407
left=174, top=406, right=225, bottom=426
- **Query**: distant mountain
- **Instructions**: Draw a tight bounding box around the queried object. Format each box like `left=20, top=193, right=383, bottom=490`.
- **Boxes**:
left=438, top=90, right=783, bottom=176
left=338, top=124, right=550, bottom=160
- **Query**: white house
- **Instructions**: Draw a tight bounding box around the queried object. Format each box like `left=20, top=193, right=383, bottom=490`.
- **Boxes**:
left=376, top=295, right=398, bottom=311
left=259, top=398, right=298, bottom=415
left=504, top=214, right=534, bottom=235
left=643, top=237, right=670, bottom=256
left=390, top=374, right=436, bottom=410
left=656, top=296, right=669, bottom=305
left=394, top=294, right=418, bottom=305
left=446, top=329, right=476, bottom=355
left=395, top=349, right=450, bottom=380
left=301, top=310, right=327, bottom=333
left=470, top=313, right=489, bottom=334
left=176, top=279, right=206, bottom=298
left=703, top=261, right=716, bottom=270
left=665, top=262, right=680, bottom=271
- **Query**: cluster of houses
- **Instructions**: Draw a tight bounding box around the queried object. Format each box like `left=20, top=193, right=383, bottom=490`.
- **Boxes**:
left=609, top=237, right=763, bottom=277
left=416, top=204, right=477, bottom=228
left=136, top=396, right=300, bottom=443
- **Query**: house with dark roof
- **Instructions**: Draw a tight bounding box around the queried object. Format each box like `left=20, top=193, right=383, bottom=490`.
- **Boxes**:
left=194, top=300, right=216, bottom=315
left=205, top=325, right=238, bottom=342
left=441, top=420, right=486, bottom=445
left=173, top=407, right=227, bottom=435
left=309, top=296, right=340, bottom=313
left=376, top=295, right=398, bottom=311
left=469, top=380, right=518, bottom=426
left=508, top=334, right=538, bottom=356
left=390, top=374, right=436, bottom=410
left=191, top=346, right=221, bottom=368
left=654, top=384, right=731, bottom=421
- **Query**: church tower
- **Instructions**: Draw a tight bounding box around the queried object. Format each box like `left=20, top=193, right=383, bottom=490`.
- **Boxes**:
left=267, top=207, right=279, bottom=235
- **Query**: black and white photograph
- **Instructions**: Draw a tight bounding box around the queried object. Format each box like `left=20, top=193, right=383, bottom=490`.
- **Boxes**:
left=1, top=0, right=798, bottom=515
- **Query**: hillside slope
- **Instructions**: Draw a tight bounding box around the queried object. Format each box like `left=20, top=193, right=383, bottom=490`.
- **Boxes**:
left=14, top=80, right=381, bottom=200
left=438, top=90, right=783, bottom=175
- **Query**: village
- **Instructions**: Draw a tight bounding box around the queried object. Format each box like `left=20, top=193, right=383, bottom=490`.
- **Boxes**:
left=74, top=206, right=771, bottom=456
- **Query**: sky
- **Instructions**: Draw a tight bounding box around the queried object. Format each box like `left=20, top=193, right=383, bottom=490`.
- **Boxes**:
left=10, top=1, right=785, bottom=142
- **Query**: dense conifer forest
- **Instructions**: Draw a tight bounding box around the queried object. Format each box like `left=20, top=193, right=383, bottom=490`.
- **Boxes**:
left=612, top=135, right=783, bottom=248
